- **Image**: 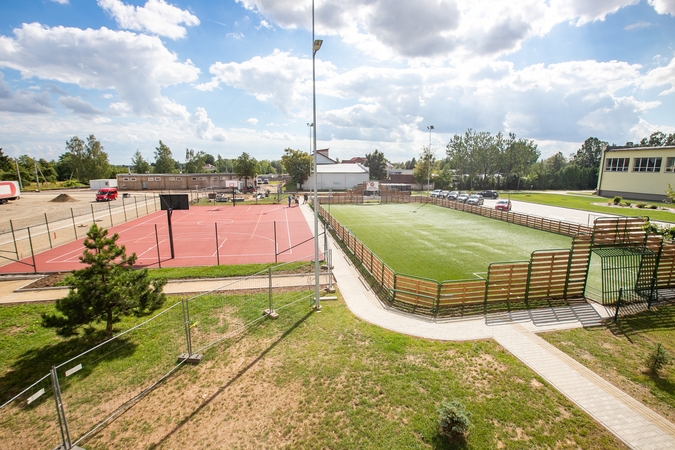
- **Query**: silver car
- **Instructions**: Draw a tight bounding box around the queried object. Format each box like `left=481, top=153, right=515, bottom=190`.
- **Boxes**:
left=467, top=194, right=484, bottom=206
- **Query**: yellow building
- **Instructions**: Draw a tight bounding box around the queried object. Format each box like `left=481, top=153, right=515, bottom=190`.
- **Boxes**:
left=597, top=145, right=675, bottom=202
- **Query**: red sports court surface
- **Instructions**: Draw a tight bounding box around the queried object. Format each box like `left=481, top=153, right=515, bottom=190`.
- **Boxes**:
left=0, top=204, right=318, bottom=273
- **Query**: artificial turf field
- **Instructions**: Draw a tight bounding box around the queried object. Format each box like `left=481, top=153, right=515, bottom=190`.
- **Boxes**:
left=327, top=203, right=573, bottom=282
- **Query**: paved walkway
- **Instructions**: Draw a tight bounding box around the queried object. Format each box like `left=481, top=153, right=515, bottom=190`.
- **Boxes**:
left=297, top=204, right=675, bottom=449
left=2, top=203, right=675, bottom=448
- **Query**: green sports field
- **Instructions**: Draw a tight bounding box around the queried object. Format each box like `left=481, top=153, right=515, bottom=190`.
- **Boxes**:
left=327, top=203, right=573, bottom=281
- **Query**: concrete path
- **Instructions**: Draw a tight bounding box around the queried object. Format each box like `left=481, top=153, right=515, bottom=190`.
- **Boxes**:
left=298, top=204, right=675, bottom=449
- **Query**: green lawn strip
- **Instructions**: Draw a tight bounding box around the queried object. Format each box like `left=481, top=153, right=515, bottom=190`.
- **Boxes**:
left=541, top=303, right=675, bottom=422
left=327, top=203, right=572, bottom=281
left=145, top=261, right=312, bottom=281
left=508, top=192, right=675, bottom=224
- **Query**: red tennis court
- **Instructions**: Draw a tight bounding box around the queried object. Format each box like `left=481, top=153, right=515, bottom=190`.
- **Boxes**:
left=0, top=204, right=318, bottom=273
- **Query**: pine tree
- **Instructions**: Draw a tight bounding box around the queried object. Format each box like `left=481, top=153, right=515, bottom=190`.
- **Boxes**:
left=42, top=224, right=166, bottom=339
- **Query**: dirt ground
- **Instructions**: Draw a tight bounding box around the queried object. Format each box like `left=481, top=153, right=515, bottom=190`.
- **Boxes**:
left=0, top=188, right=172, bottom=224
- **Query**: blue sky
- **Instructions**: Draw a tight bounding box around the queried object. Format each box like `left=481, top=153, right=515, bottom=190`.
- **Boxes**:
left=0, top=0, right=674, bottom=166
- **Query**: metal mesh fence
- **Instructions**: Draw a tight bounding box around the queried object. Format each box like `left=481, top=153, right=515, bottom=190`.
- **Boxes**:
left=0, top=259, right=330, bottom=449
left=0, top=194, right=161, bottom=269
left=0, top=373, right=60, bottom=448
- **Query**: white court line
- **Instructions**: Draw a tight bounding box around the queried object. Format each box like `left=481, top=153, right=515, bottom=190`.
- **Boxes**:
left=211, top=237, right=228, bottom=257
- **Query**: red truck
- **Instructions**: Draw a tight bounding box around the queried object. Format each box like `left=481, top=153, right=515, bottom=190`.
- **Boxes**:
left=96, top=187, right=118, bottom=201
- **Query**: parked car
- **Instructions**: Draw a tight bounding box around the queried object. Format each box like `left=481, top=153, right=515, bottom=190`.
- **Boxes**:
left=456, top=193, right=470, bottom=203
left=440, top=190, right=450, bottom=199
left=430, top=189, right=442, bottom=198
left=495, top=199, right=512, bottom=211
left=478, top=190, right=499, bottom=199
left=447, top=191, right=459, bottom=200
left=467, top=194, right=484, bottom=206
left=96, top=187, right=118, bottom=202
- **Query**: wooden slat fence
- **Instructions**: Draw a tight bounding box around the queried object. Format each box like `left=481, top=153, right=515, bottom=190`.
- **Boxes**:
left=318, top=199, right=675, bottom=318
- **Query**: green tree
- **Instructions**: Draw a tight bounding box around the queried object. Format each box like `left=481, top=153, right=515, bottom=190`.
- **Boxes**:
left=131, top=151, right=151, bottom=174
left=184, top=148, right=207, bottom=173
left=233, top=152, right=257, bottom=186
left=257, top=159, right=277, bottom=175
left=215, top=155, right=233, bottom=173
left=572, top=137, right=606, bottom=170
left=413, top=146, right=436, bottom=188
left=41, top=224, right=166, bottom=339
left=365, top=149, right=388, bottom=180
left=154, top=141, right=177, bottom=174
left=0, top=148, right=13, bottom=173
left=61, top=135, right=110, bottom=182
left=281, top=148, right=311, bottom=188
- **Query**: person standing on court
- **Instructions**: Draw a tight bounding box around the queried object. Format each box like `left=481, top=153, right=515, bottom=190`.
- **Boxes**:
left=303, top=193, right=308, bottom=204
left=287, top=194, right=291, bottom=207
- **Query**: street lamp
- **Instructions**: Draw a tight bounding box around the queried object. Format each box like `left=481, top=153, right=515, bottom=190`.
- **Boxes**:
left=312, top=0, right=322, bottom=311
left=427, top=125, right=434, bottom=191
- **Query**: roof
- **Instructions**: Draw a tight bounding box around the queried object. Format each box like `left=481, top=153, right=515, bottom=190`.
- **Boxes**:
left=605, top=145, right=675, bottom=153
left=317, top=163, right=369, bottom=174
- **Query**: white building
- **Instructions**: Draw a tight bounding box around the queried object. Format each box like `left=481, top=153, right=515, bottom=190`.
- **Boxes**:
left=304, top=163, right=370, bottom=191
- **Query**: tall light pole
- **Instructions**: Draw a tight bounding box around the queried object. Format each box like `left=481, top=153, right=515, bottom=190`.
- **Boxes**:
left=427, top=125, right=434, bottom=191
left=312, top=0, right=323, bottom=311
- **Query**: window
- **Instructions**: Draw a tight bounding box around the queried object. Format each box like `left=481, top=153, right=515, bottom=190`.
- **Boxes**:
left=122, top=177, right=129, bottom=181
left=176, top=177, right=182, bottom=181
left=666, top=157, right=675, bottom=173
left=147, top=177, right=154, bottom=181
left=605, top=158, right=629, bottom=172
left=169, top=177, right=175, bottom=181
left=633, top=157, right=662, bottom=172
left=191, top=177, right=197, bottom=181
left=130, top=177, right=136, bottom=181
left=199, top=177, right=205, bottom=181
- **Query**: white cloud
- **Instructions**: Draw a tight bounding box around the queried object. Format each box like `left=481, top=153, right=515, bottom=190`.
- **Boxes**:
left=642, top=56, right=675, bottom=95
left=97, top=0, right=200, bottom=39
left=58, top=95, right=104, bottom=116
left=649, top=0, right=675, bottom=16
left=196, top=49, right=335, bottom=116
left=235, top=0, right=641, bottom=61
left=246, top=118, right=258, bottom=124
left=624, top=21, right=653, bottom=30
left=0, top=72, right=53, bottom=113
left=189, top=107, right=227, bottom=141
left=226, top=32, right=244, bottom=39
left=0, top=23, right=199, bottom=117
left=49, top=0, right=69, bottom=4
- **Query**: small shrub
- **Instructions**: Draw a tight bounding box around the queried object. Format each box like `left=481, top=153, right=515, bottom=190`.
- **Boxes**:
left=438, top=401, right=471, bottom=442
left=613, top=196, right=622, bottom=205
left=636, top=202, right=646, bottom=209
left=622, top=201, right=631, bottom=207
left=649, top=204, right=658, bottom=209
left=646, top=343, right=671, bottom=375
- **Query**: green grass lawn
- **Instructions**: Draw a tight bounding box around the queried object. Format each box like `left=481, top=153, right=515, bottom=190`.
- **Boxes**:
left=0, top=294, right=626, bottom=449
left=508, top=192, right=675, bottom=224
left=542, top=303, right=675, bottom=423
left=327, top=203, right=572, bottom=281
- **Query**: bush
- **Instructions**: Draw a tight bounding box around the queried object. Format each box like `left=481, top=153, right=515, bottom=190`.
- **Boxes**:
left=622, top=201, right=631, bottom=207
left=646, top=343, right=671, bottom=375
left=636, top=202, right=646, bottom=209
left=649, top=204, right=658, bottom=209
left=438, top=401, right=471, bottom=442
left=613, top=196, right=622, bottom=205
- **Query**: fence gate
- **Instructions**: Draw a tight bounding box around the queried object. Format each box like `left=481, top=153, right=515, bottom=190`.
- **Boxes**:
left=589, top=246, right=656, bottom=305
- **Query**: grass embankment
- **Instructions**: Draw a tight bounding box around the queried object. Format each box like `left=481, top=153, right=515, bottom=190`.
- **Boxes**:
left=508, top=192, right=675, bottom=224
left=328, top=203, right=572, bottom=281
left=542, top=303, right=675, bottom=422
left=0, top=295, right=626, bottom=449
